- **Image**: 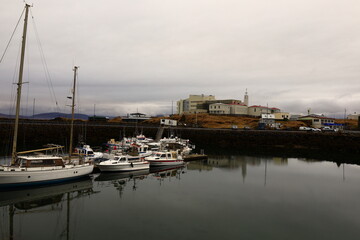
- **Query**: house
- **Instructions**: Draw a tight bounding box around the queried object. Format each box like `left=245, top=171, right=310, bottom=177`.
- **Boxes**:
left=347, top=113, right=360, bottom=120
left=298, top=115, right=335, bottom=129
left=122, top=112, right=150, bottom=122
left=209, top=103, right=248, bottom=115
left=274, top=112, right=290, bottom=120
left=259, top=114, right=280, bottom=129
left=248, top=105, right=280, bottom=117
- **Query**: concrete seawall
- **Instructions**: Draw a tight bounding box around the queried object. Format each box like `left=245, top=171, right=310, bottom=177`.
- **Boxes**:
left=1, top=120, right=359, bottom=163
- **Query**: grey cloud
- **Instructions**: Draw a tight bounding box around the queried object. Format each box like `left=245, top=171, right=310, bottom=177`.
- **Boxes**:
left=1, top=0, right=360, bottom=117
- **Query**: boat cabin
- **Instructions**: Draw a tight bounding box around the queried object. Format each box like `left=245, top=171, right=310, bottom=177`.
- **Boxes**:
left=113, top=156, right=127, bottom=162
left=153, top=152, right=178, bottom=159
left=75, top=145, right=94, bottom=156
left=113, top=155, right=142, bottom=162
left=15, top=156, right=65, bottom=168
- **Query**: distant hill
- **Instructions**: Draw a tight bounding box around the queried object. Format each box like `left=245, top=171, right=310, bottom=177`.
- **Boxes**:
left=0, top=112, right=89, bottom=120
left=0, top=113, right=10, bottom=118
left=33, top=112, right=89, bottom=120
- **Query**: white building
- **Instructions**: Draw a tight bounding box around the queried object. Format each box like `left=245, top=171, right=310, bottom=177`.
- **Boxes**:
left=209, top=103, right=231, bottom=114
left=347, top=113, right=360, bottom=120
left=274, top=112, right=291, bottom=120
left=177, top=94, right=215, bottom=114
left=247, top=105, right=281, bottom=117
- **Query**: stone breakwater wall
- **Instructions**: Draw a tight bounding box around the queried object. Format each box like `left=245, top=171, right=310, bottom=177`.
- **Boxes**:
left=1, top=121, right=359, bottom=161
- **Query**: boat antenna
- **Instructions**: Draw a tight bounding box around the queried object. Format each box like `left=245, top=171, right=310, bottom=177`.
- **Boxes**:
left=11, top=4, right=31, bottom=164
left=69, top=66, right=79, bottom=159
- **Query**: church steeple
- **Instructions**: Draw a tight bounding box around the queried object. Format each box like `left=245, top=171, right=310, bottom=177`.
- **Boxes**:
left=244, top=89, right=249, bottom=106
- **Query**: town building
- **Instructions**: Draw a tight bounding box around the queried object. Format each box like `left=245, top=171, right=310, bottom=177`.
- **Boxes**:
left=347, top=113, right=360, bottom=120
left=258, top=113, right=282, bottom=129
left=209, top=102, right=248, bottom=115
left=298, top=115, right=335, bottom=129
left=177, top=94, right=215, bottom=114
left=177, top=91, right=284, bottom=118
left=274, top=112, right=290, bottom=120
left=209, top=103, right=231, bottom=115
left=122, top=112, right=150, bottom=122
left=247, top=105, right=281, bottom=117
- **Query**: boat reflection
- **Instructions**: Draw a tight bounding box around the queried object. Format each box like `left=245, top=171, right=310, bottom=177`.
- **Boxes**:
left=0, top=177, right=93, bottom=207
left=149, top=163, right=187, bottom=184
left=95, top=169, right=149, bottom=197
left=95, top=169, right=149, bottom=182
left=94, top=164, right=188, bottom=194
left=0, top=177, right=94, bottom=240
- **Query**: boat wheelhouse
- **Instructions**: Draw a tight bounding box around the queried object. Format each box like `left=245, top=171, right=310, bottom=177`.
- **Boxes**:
left=97, top=155, right=149, bottom=172
left=145, top=151, right=184, bottom=166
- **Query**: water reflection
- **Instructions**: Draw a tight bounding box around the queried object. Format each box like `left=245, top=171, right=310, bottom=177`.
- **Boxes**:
left=188, top=155, right=288, bottom=183
left=95, top=170, right=149, bottom=197
left=1, top=155, right=360, bottom=240
left=94, top=164, right=187, bottom=195
left=149, top=164, right=187, bottom=185
left=0, top=178, right=94, bottom=240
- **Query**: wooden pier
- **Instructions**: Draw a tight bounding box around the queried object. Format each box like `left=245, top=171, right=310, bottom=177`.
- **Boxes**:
left=183, top=154, right=208, bottom=162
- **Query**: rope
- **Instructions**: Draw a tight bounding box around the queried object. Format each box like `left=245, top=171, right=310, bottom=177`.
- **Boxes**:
left=0, top=7, right=25, bottom=64
left=30, top=8, right=60, bottom=113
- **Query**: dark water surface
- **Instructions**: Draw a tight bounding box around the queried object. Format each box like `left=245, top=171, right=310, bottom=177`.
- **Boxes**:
left=1, top=154, right=360, bottom=240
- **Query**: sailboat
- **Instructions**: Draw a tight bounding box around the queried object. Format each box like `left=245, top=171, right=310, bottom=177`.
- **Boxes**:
left=0, top=4, right=94, bottom=188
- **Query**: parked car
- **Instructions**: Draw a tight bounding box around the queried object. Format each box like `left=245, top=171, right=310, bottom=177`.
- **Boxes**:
left=299, top=126, right=311, bottom=131
left=322, top=126, right=338, bottom=132
left=311, top=128, right=321, bottom=132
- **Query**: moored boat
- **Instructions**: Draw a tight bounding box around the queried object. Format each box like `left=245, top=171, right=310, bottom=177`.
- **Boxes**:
left=74, top=144, right=103, bottom=160
left=0, top=155, right=93, bottom=188
left=0, top=4, right=93, bottom=188
left=145, top=151, right=184, bottom=166
left=97, top=155, right=149, bottom=172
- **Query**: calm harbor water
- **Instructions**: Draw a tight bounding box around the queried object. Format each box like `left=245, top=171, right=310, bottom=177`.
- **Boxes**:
left=1, top=154, right=360, bottom=240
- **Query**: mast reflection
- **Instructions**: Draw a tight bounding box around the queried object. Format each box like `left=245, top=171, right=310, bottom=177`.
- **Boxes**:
left=0, top=177, right=94, bottom=240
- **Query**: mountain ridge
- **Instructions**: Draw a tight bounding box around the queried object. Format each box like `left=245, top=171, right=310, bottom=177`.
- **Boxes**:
left=0, top=112, right=89, bottom=120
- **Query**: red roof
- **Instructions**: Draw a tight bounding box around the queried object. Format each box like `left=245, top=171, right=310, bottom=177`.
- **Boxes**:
left=249, top=105, right=279, bottom=110
left=228, top=103, right=247, bottom=106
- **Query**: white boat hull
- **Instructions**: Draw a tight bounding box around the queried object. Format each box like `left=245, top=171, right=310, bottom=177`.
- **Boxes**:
left=97, top=161, right=150, bottom=172
left=0, top=164, right=94, bottom=188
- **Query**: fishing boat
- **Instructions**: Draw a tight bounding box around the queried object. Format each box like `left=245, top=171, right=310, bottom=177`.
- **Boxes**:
left=74, top=144, right=103, bottom=160
left=0, top=4, right=93, bottom=188
left=97, top=155, right=150, bottom=172
left=145, top=151, right=184, bottom=166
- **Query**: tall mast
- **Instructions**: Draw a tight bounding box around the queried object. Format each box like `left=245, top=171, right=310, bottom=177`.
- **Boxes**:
left=69, top=66, right=78, bottom=158
left=11, top=4, right=31, bottom=164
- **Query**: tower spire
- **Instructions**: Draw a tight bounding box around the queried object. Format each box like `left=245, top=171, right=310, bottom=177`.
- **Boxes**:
left=244, top=89, right=249, bottom=106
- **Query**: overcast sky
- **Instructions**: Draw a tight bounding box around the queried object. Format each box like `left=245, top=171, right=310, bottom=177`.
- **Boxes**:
left=0, top=0, right=359, bottom=117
